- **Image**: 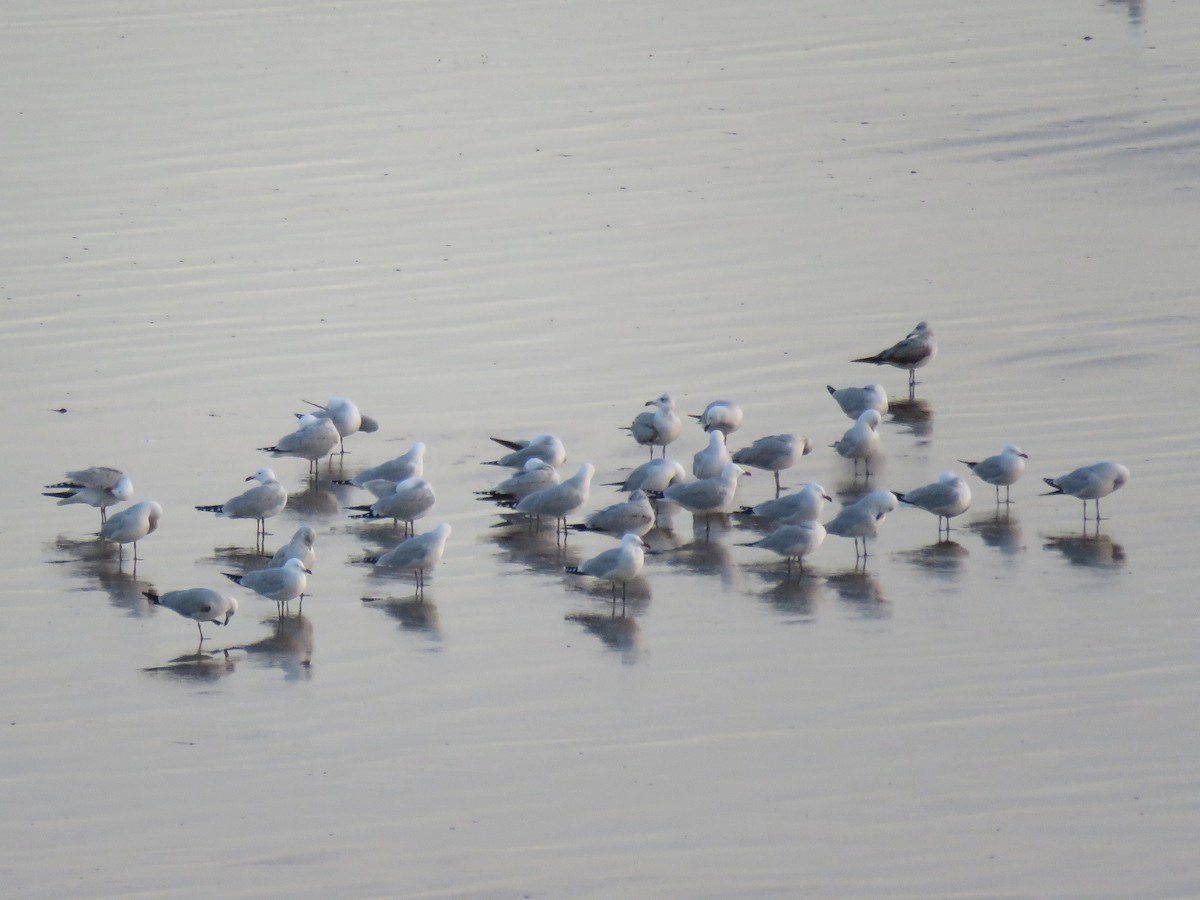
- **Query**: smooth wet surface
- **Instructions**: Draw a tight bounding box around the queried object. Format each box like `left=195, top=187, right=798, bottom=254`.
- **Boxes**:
left=3, top=0, right=1198, bottom=895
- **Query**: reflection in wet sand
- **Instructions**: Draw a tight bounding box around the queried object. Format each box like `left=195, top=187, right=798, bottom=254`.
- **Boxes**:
left=233, top=614, right=314, bottom=680
left=1043, top=532, right=1127, bottom=570
left=748, top=570, right=824, bottom=620
left=898, top=539, right=969, bottom=577
left=142, top=648, right=238, bottom=683
left=566, top=611, right=641, bottom=664
left=964, top=511, right=1025, bottom=555
left=488, top=524, right=585, bottom=578
left=887, top=398, right=934, bottom=440
left=47, top=536, right=156, bottom=616
left=362, top=595, right=443, bottom=641
left=565, top=574, right=652, bottom=617
left=282, top=484, right=340, bottom=520
left=654, top=536, right=736, bottom=587
left=825, top=569, right=888, bottom=615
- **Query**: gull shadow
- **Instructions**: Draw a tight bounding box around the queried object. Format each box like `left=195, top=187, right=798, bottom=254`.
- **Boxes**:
left=362, top=595, right=443, bottom=641
left=564, top=574, right=652, bottom=617
left=566, top=611, right=642, bottom=664
left=653, top=536, right=735, bottom=586
left=1042, top=532, right=1127, bottom=570
left=283, top=484, right=340, bottom=520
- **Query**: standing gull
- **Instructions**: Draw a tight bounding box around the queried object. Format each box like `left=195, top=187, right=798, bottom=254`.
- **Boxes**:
left=662, top=462, right=746, bottom=537
left=832, top=409, right=882, bottom=477
left=852, top=321, right=937, bottom=396
left=43, top=466, right=133, bottom=523
left=693, top=429, right=732, bottom=480
left=565, top=532, right=647, bottom=602
left=739, top=482, right=832, bottom=524
left=1041, top=462, right=1129, bottom=521
left=603, top=458, right=687, bottom=494
left=336, top=441, right=425, bottom=488
left=224, top=557, right=311, bottom=614
left=260, top=415, right=340, bottom=478
left=570, top=490, right=655, bottom=537
left=483, top=433, right=567, bottom=469
left=516, top=463, right=594, bottom=536
left=739, top=521, right=826, bottom=576
left=477, top=459, right=561, bottom=503
left=731, top=433, right=813, bottom=496
left=100, top=500, right=162, bottom=563
left=896, top=472, right=972, bottom=538
left=372, top=522, right=452, bottom=594
left=269, top=526, right=317, bottom=570
left=960, top=444, right=1029, bottom=504
left=299, top=396, right=379, bottom=455
left=347, top=476, right=436, bottom=536
left=826, top=384, right=889, bottom=421
left=688, top=400, right=744, bottom=436
left=145, top=588, right=237, bottom=641
left=626, top=393, right=682, bottom=458
left=824, top=489, right=898, bottom=559
left=196, top=467, right=288, bottom=552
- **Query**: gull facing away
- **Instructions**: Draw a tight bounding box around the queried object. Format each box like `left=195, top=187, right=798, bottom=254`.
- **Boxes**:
left=224, top=557, right=310, bottom=613
left=100, top=500, right=162, bottom=564
left=145, top=588, right=237, bottom=641
left=731, top=433, right=813, bottom=496
left=739, top=482, right=832, bottom=524
left=689, top=400, right=744, bottom=436
left=570, top=490, right=655, bottom=537
left=827, top=384, right=889, bottom=421
left=824, top=489, right=898, bottom=559
left=299, top=396, right=380, bottom=454
left=483, top=433, right=567, bottom=469
left=565, top=532, right=647, bottom=603
left=347, top=477, right=436, bottom=535
left=852, top=321, right=937, bottom=396
left=739, top=520, right=826, bottom=576
left=269, top=526, right=317, bottom=570
left=832, top=409, right=882, bottom=477
left=662, top=462, right=746, bottom=537
left=43, top=466, right=132, bottom=523
left=196, top=467, right=288, bottom=553
left=693, top=429, right=732, bottom=480
left=336, top=441, right=424, bottom=488
left=260, top=415, right=340, bottom=478
left=896, top=472, right=972, bottom=538
left=626, top=393, right=682, bottom=458
left=371, top=522, right=452, bottom=594
left=516, top=463, right=594, bottom=536
left=477, top=459, right=561, bottom=503
left=603, top=458, right=687, bottom=494
left=1041, top=461, right=1129, bottom=521
left=960, top=444, right=1029, bottom=504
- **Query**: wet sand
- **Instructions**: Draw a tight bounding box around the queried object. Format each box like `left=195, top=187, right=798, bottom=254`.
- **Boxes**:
left=3, top=0, right=1198, bottom=895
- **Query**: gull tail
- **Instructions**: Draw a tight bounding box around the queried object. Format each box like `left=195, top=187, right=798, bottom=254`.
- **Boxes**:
left=195, top=504, right=224, bottom=513
left=42, top=490, right=74, bottom=500
left=851, top=354, right=883, bottom=365
left=222, top=572, right=244, bottom=586
left=333, top=479, right=354, bottom=486
left=489, top=437, right=525, bottom=451
left=44, top=480, right=83, bottom=490
left=564, top=565, right=583, bottom=575
left=1040, top=478, right=1065, bottom=496
left=736, top=505, right=757, bottom=515
left=257, top=445, right=280, bottom=453
left=143, top=590, right=161, bottom=605
left=826, top=385, right=837, bottom=395
left=348, top=511, right=382, bottom=520
left=958, top=459, right=979, bottom=469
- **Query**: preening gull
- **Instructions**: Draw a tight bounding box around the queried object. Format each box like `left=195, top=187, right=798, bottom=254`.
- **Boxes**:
left=43, top=466, right=133, bottom=523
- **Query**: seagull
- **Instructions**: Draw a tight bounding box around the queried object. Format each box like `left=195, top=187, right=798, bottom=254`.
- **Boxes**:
left=852, top=321, right=937, bottom=395
left=626, top=393, right=682, bottom=458
left=224, top=557, right=310, bottom=613
left=476, top=459, right=561, bottom=503
left=570, top=490, right=655, bottom=536
left=335, top=441, right=425, bottom=487
left=516, top=463, right=594, bottom=535
left=603, top=458, right=687, bottom=494
left=824, top=489, right=898, bottom=559
left=693, top=429, right=732, bottom=480
left=688, top=400, right=743, bottom=436
left=739, top=482, right=832, bottom=524
left=371, top=522, right=452, bottom=594
left=269, top=526, right=317, bottom=570
left=43, top=466, right=133, bottom=523
left=661, top=462, right=746, bottom=536
left=196, top=467, right=288, bottom=552
left=298, top=396, right=379, bottom=454
left=739, top=521, right=826, bottom=576
left=896, top=472, right=972, bottom=537
left=100, top=500, right=162, bottom=563
left=483, top=433, right=567, bottom=469
left=826, top=384, right=889, bottom=420
left=565, top=532, right=647, bottom=602
left=731, top=433, right=813, bottom=496
left=259, top=415, right=340, bottom=477
left=832, top=409, right=882, bottom=477
left=960, top=444, right=1029, bottom=504
left=1041, top=462, right=1129, bottom=521
left=347, top=476, right=436, bottom=535
left=145, top=588, right=237, bottom=641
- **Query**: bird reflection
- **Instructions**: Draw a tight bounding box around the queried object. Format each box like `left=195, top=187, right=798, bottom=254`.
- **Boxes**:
left=655, top=536, right=736, bottom=586
left=749, top=570, right=824, bottom=620
left=825, top=570, right=889, bottom=616
left=566, top=611, right=642, bottom=663
left=229, top=613, right=314, bottom=680
left=565, top=574, right=652, bottom=617
left=362, top=595, right=443, bottom=640
left=898, top=539, right=969, bottom=577
left=47, top=535, right=155, bottom=615
left=1106, top=0, right=1143, bottom=25
left=489, top=521, right=585, bottom=576
left=1042, top=532, right=1127, bottom=570
left=887, top=398, right=933, bottom=439
left=964, top=511, right=1025, bottom=555
left=142, top=648, right=238, bottom=683
left=283, top=484, right=340, bottom=520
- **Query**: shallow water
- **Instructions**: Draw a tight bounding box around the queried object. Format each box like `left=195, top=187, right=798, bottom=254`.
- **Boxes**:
left=3, top=0, right=1198, bottom=895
